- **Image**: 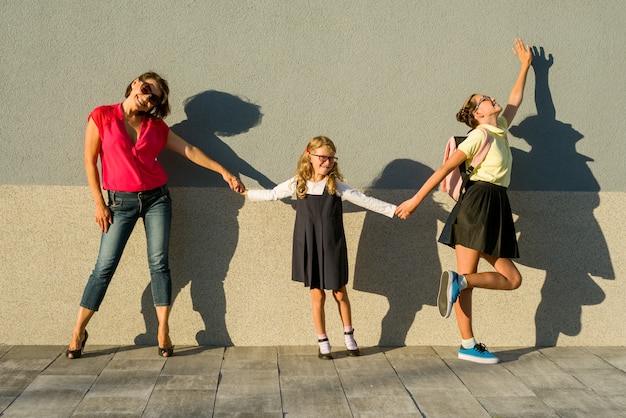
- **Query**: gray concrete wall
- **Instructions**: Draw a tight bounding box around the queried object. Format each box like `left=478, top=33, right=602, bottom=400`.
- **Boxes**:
left=1, top=1, right=624, bottom=347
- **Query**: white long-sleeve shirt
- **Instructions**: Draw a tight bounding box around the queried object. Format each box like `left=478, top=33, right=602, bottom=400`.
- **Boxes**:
left=247, top=177, right=396, bottom=218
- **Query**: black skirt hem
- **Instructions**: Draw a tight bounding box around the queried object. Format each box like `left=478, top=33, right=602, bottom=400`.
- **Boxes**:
left=438, top=181, right=519, bottom=259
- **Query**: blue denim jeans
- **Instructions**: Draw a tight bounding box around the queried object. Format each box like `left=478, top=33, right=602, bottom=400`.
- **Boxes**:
left=80, top=186, right=172, bottom=311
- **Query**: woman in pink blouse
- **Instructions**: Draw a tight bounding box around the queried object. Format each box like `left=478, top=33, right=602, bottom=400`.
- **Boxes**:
left=66, top=71, right=245, bottom=359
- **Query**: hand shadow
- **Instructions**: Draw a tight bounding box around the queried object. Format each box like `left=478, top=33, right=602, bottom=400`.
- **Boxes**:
left=135, top=90, right=273, bottom=346
left=508, top=47, right=614, bottom=347
left=352, top=159, right=448, bottom=346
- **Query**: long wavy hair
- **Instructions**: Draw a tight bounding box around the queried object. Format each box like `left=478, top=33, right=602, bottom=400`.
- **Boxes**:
left=124, top=71, right=171, bottom=120
left=294, top=136, right=344, bottom=199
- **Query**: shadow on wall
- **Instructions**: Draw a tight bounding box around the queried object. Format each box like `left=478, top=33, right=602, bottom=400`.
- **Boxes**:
left=508, top=47, right=615, bottom=347
left=135, top=90, right=274, bottom=346
left=352, top=160, right=448, bottom=346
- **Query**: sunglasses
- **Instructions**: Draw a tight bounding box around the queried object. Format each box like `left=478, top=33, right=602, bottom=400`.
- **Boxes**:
left=474, top=95, right=493, bottom=111
left=139, top=81, right=162, bottom=106
left=310, top=153, right=338, bottom=163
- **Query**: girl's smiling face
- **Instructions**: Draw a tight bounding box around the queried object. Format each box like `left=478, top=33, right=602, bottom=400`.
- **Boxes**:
left=309, top=146, right=337, bottom=181
left=132, top=78, right=163, bottom=110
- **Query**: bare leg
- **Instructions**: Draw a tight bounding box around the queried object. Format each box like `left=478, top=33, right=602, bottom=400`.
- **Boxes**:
left=454, top=245, right=523, bottom=340
left=310, top=288, right=326, bottom=335
left=333, top=286, right=359, bottom=354
left=465, top=254, right=522, bottom=290
left=454, top=245, right=480, bottom=340
left=67, top=307, right=95, bottom=357
left=156, top=305, right=172, bottom=355
left=311, top=288, right=332, bottom=358
left=332, top=286, right=352, bottom=327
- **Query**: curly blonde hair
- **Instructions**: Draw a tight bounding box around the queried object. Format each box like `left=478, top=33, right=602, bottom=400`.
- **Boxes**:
left=294, top=136, right=344, bottom=199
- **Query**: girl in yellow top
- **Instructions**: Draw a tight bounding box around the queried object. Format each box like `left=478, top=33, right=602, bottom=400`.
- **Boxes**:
left=396, top=39, right=533, bottom=364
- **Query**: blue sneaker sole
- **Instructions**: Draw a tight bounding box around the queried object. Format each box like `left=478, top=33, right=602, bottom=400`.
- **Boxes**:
left=458, top=351, right=500, bottom=364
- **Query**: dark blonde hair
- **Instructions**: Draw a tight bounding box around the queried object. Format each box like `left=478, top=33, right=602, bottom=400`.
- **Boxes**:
left=125, top=71, right=171, bottom=120
left=456, top=93, right=480, bottom=128
left=294, top=136, right=344, bottom=199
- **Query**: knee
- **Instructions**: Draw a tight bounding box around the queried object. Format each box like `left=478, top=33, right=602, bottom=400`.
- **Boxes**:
left=332, top=288, right=349, bottom=303
left=310, top=289, right=325, bottom=304
left=147, top=253, right=169, bottom=272
left=89, top=266, right=114, bottom=283
left=509, top=273, right=522, bottom=290
left=149, top=263, right=170, bottom=275
left=92, top=258, right=119, bottom=279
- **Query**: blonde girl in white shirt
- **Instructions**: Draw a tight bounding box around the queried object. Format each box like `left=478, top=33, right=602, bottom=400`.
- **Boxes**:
left=242, top=136, right=396, bottom=359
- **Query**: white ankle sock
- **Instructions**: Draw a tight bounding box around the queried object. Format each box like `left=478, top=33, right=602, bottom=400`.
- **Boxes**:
left=344, top=329, right=358, bottom=351
left=318, top=334, right=331, bottom=354
left=461, top=338, right=476, bottom=349
left=457, top=274, right=468, bottom=290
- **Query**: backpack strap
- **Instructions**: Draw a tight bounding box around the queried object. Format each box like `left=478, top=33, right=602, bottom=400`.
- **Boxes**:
left=457, top=128, right=492, bottom=200
left=464, top=128, right=492, bottom=176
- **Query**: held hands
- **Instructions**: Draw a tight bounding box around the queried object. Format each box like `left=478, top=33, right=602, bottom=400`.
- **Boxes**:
left=225, top=174, right=246, bottom=194
left=395, top=197, right=419, bottom=220
left=513, top=38, right=532, bottom=68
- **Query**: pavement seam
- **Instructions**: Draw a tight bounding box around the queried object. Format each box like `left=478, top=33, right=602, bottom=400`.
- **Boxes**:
left=383, top=349, right=426, bottom=417
left=0, top=345, right=63, bottom=415
left=69, top=345, right=118, bottom=417
left=439, top=348, right=493, bottom=416
left=276, top=349, right=285, bottom=416
left=332, top=356, right=354, bottom=417
left=210, top=347, right=226, bottom=417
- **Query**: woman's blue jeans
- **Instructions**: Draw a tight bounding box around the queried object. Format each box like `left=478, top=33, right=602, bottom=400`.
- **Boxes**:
left=80, top=186, right=172, bottom=311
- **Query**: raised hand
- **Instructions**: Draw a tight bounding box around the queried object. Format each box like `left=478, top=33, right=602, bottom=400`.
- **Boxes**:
left=513, top=38, right=532, bottom=67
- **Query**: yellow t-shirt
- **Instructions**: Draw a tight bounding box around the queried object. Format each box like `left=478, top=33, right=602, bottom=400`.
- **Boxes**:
left=457, top=116, right=512, bottom=187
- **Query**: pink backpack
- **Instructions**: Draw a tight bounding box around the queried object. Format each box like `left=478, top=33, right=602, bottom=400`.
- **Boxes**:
left=440, top=128, right=492, bottom=201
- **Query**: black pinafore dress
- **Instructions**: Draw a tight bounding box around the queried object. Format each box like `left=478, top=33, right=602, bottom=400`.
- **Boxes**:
left=292, top=188, right=349, bottom=290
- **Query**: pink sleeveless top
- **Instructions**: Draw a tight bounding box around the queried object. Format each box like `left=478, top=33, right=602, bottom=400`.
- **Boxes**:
left=88, top=103, right=169, bottom=192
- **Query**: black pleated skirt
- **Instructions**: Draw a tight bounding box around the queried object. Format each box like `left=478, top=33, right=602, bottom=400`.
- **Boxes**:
left=438, top=181, right=519, bottom=259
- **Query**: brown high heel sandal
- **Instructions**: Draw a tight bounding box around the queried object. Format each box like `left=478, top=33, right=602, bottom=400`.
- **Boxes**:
left=66, top=330, right=88, bottom=359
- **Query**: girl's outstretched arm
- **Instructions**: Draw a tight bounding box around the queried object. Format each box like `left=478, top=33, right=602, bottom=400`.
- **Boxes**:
left=338, top=182, right=396, bottom=218
left=502, top=38, right=533, bottom=126
left=396, top=149, right=467, bottom=219
left=246, top=177, right=296, bottom=201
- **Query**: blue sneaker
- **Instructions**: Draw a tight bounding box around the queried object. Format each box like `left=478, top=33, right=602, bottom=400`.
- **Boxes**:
left=458, top=343, right=500, bottom=364
left=438, top=270, right=460, bottom=318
